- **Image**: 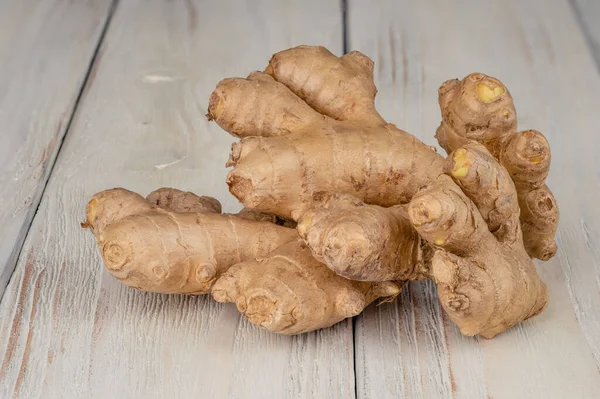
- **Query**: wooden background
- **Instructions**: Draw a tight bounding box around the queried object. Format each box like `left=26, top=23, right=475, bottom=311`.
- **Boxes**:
left=0, top=0, right=599, bottom=398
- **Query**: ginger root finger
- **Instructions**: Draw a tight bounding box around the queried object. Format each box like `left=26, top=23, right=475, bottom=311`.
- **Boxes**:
left=445, top=142, right=520, bottom=243
left=408, top=176, right=490, bottom=255
left=226, top=125, right=443, bottom=220
left=408, top=175, right=548, bottom=338
left=147, top=187, right=222, bottom=214
left=207, top=72, right=323, bottom=138
left=436, top=74, right=516, bottom=156
left=519, top=186, right=559, bottom=260
left=298, top=193, right=426, bottom=282
left=500, top=130, right=558, bottom=259
left=265, top=45, right=384, bottom=124
left=500, top=130, right=551, bottom=185
left=212, top=240, right=402, bottom=335
left=84, top=188, right=297, bottom=294
left=436, top=73, right=558, bottom=260
left=83, top=188, right=153, bottom=236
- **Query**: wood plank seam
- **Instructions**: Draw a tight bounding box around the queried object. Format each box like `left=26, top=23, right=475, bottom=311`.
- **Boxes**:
left=0, top=0, right=120, bottom=302
left=0, top=1, right=353, bottom=397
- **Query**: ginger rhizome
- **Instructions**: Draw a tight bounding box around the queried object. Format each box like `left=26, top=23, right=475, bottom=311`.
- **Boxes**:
left=212, top=242, right=402, bottom=334
left=84, top=188, right=297, bottom=294
left=409, top=143, right=547, bottom=337
left=84, top=187, right=401, bottom=333
left=84, top=45, right=558, bottom=339
left=436, top=76, right=558, bottom=260
left=209, top=47, right=557, bottom=262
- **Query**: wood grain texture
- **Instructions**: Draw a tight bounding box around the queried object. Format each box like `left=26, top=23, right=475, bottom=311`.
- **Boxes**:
left=570, top=0, right=600, bottom=68
left=0, top=0, right=352, bottom=398
left=349, top=0, right=600, bottom=398
left=0, top=0, right=113, bottom=298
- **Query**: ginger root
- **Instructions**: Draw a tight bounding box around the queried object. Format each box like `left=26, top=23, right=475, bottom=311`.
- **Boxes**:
left=436, top=75, right=558, bottom=260
left=83, top=45, right=558, bottom=339
left=212, top=241, right=402, bottom=334
left=84, top=187, right=401, bottom=333
left=83, top=188, right=297, bottom=294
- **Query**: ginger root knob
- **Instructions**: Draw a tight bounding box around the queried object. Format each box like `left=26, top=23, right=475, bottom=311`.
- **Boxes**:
left=476, top=82, right=505, bottom=103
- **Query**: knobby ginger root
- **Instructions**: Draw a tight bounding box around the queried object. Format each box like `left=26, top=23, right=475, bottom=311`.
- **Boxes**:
left=84, top=187, right=402, bottom=333
left=205, top=45, right=555, bottom=337
left=212, top=241, right=402, bottom=335
left=436, top=75, right=558, bottom=260
left=208, top=46, right=443, bottom=220
left=208, top=46, right=557, bottom=262
left=297, top=192, right=430, bottom=282
left=409, top=143, right=547, bottom=337
left=83, top=188, right=297, bottom=294
left=296, top=142, right=548, bottom=337
left=83, top=45, right=558, bottom=339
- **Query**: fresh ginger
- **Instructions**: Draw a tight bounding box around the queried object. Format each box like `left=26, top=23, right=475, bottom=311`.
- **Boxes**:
left=84, top=187, right=401, bottom=333
left=295, top=142, right=548, bottom=337
left=83, top=188, right=297, bottom=294
left=206, top=45, right=555, bottom=337
left=297, top=192, right=428, bottom=282
left=209, top=46, right=558, bottom=262
left=212, top=241, right=402, bottom=334
left=83, top=45, right=558, bottom=339
left=436, top=76, right=558, bottom=260
left=409, top=143, right=547, bottom=337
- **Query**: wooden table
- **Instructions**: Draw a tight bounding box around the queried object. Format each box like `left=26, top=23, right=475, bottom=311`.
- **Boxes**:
left=1, top=1, right=599, bottom=397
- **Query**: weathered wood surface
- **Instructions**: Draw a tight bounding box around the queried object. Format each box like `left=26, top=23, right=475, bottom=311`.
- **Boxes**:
left=0, top=0, right=352, bottom=398
left=350, top=0, right=600, bottom=398
left=0, top=0, right=114, bottom=297
left=2, top=0, right=600, bottom=398
left=571, top=0, right=600, bottom=68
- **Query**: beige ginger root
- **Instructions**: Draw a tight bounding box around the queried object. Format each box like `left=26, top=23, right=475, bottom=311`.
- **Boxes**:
left=208, top=46, right=557, bottom=262
left=85, top=187, right=402, bottom=333
left=83, top=45, right=557, bottom=339
left=436, top=75, right=558, bottom=260
left=408, top=143, right=547, bottom=337
left=212, top=241, right=402, bottom=334
left=206, top=45, right=555, bottom=337
left=297, top=142, right=548, bottom=337
left=297, top=192, right=428, bottom=282
left=83, top=188, right=297, bottom=294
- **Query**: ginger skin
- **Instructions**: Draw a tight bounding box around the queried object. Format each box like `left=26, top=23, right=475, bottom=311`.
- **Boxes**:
left=436, top=75, right=558, bottom=260
left=208, top=46, right=556, bottom=262
left=297, top=142, right=549, bottom=338
left=84, top=188, right=297, bottom=294
left=297, top=193, right=429, bottom=282
left=207, top=45, right=555, bottom=337
left=212, top=241, right=402, bottom=335
left=84, top=187, right=402, bottom=333
left=82, top=46, right=557, bottom=339
left=409, top=143, right=547, bottom=337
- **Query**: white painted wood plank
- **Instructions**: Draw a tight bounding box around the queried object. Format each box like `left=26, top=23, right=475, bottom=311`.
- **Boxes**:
left=570, top=0, right=600, bottom=68
left=350, top=0, right=600, bottom=398
left=0, top=0, right=113, bottom=297
left=0, top=0, right=351, bottom=398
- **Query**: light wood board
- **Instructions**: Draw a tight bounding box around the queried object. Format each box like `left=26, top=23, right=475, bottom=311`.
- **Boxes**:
left=349, top=0, right=600, bottom=398
left=0, top=0, right=353, bottom=398
left=571, top=0, right=600, bottom=68
left=2, top=0, right=600, bottom=397
left=0, top=0, right=114, bottom=297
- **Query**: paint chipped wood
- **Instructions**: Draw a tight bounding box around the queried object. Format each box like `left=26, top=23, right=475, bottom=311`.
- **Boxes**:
left=0, top=0, right=114, bottom=297
left=0, top=0, right=352, bottom=398
left=1, top=0, right=600, bottom=398
left=350, top=0, right=600, bottom=398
